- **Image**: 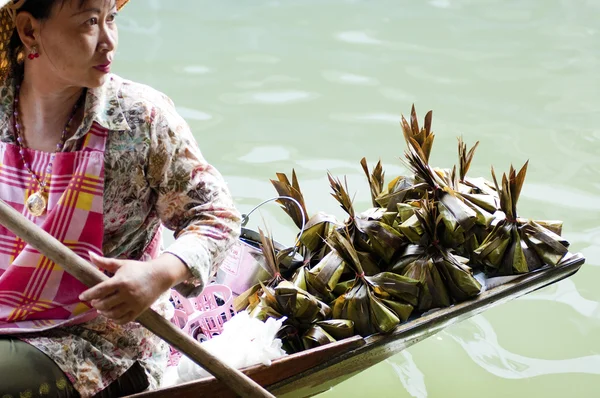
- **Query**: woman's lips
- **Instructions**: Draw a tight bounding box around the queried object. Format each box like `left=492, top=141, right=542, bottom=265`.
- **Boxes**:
left=94, top=64, right=111, bottom=73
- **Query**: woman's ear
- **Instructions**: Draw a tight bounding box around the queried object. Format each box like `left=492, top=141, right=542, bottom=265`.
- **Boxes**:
left=14, top=12, right=40, bottom=50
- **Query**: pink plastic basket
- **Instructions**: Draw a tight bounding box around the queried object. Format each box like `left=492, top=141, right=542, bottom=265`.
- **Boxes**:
left=193, top=284, right=236, bottom=337
left=168, top=284, right=236, bottom=366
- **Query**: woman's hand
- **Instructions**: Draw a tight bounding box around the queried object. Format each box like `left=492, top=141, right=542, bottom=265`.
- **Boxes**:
left=79, top=252, right=191, bottom=325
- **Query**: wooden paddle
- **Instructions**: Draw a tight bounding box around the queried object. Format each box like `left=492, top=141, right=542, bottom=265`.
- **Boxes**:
left=0, top=199, right=275, bottom=398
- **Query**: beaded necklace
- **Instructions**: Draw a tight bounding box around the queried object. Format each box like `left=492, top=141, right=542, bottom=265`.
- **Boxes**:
left=13, top=84, right=84, bottom=216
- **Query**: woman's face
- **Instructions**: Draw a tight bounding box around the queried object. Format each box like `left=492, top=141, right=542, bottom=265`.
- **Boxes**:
left=32, top=0, right=119, bottom=88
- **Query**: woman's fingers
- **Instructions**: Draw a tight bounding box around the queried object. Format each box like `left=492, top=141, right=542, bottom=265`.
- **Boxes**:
left=91, top=291, right=123, bottom=312
left=79, top=280, right=119, bottom=302
left=98, top=303, right=133, bottom=322
left=112, top=310, right=137, bottom=325
left=80, top=258, right=167, bottom=325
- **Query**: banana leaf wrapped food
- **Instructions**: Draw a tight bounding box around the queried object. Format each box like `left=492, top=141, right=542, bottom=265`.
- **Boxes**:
left=473, top=163, right=570, bottom=275
left=374, top=173, right=428, bottom=212
left=360, top=157, right=385, bottom=209
left=239, top=223, right=355, bottom=353
left=235, top=227, right=294, bottom=313
left=401, top=108, right=496, bottom=221
left=360, top=158, right=429, bottom=236
left=438, top=138, right=500, bottom=255
left=328, top=229, right=420, bottom=337
left=301, top=319, right=356, bottom=350
left=401, top=104, right=435, bottom=163
left=456, top=137, right=498, bottom=207
left=271, top=170, right=341, bottom=263
left=270, top=170, right=387, bottom=304
left=255, top=103, right=571, bottom=350
left=396, top=201, right=426, bottom=244
left=456, top=136, right=501, bottom=202
left=403, top=139, right=497, bottom=258
left=292, top=249, right=346, bottom=303
left=249, top=280, right=330, bottom=353
left=329, top=173, right=405, bottom=267
left=249, top=280, right=356, bottom=353
left=361, top=113, right=431, bottom=209
left=389, top=198, right=482, bottom=311
left=291, top=212, right=389, bottom=302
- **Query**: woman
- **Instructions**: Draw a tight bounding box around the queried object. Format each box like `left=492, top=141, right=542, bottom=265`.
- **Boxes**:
left=0, top=0, right=241, bottom=396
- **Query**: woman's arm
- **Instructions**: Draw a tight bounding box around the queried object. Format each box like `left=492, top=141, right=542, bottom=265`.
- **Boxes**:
left=80, top=95, right=241, bottom=324
left=148, top=98, right=242, bottom=296
left=79, top=252, right=190, bottom=324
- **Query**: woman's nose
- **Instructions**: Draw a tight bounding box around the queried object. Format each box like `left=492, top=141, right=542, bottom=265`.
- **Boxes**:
left=99, top=26, right=117, bottom=52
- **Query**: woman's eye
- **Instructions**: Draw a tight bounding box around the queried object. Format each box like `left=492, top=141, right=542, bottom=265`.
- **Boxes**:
left=107, top=12, right=118, bottom=22
left=88, top=17, right=98, bottom=25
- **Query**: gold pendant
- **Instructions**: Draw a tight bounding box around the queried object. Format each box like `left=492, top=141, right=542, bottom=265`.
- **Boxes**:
left=26, top=190, right=47, bottom=217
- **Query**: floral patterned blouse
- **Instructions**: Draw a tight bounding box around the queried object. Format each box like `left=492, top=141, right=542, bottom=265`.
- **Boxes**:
left=0, top=73, right=241, bottom=396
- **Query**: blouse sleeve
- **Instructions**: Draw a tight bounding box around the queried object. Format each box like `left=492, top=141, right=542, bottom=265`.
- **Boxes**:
left=146, top=96, right=241, bottom=297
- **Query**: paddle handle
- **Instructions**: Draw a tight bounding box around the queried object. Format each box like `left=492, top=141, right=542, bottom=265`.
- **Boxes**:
left=0, top=199, right=275, bottom=398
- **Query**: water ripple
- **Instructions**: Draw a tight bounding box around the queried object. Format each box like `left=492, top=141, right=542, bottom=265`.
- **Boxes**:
left=235, top=54, right=281, bottom=64
left=321, top=70, right=379, bottom=86
left=446, top=316, right=600, bottom=379
left=335, top=31, right=382, bottom=45
left=329, top=112, right=401, bottom=125
left=386, top=353, right=428, bottom=398
left=429, top=0, right=451, bottom=9
left=182, top=65, right=212, bottom=75
left=521, top=279, right=600, bottom=319
left=522, top=182, right=600, bottom=211
left=220, top=91, right=318, bottom=105
left=176, top=107, right=213, bottom=121
left=379, top=87, right=416, bottom=102
left=405, top=66, right=468, bottom=85
left=235, top=75, right=300, bottom=89
left=238, top=146, right=291, bottom=164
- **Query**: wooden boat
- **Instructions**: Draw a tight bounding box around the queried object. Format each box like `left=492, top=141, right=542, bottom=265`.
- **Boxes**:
left=131, top=253, right=585, bottom=398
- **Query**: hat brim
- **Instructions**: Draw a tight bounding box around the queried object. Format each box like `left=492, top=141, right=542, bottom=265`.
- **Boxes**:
left=0, top=0, right=130, bottom=10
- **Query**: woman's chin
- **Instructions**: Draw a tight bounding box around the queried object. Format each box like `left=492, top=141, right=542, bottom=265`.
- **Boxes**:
left=86, top=73, right=110, bottom=88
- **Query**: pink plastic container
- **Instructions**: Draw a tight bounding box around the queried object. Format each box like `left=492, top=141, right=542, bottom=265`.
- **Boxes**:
left=167, top=284, right=236, bottom=366
left=169, top=284, right=235, bottom=340
left=193, top=284, right=236, bottom=337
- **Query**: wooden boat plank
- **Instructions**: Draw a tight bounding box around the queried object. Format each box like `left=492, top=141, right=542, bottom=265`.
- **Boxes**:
left=131, top=253, right=584, bottom=398
left=268, top=253, right=585, bottom=397
left=130, top=335, right=366, bottom=398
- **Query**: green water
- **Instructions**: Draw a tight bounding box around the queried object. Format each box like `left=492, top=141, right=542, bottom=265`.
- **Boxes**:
left=116, top=1, right=600, bottom=397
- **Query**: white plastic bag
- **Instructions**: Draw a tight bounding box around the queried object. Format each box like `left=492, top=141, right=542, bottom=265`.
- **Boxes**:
left=172, top=311, right=287, bottom=384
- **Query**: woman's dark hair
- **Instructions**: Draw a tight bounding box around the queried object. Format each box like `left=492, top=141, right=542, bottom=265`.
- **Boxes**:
left=8, top=0, right=86, bottom=76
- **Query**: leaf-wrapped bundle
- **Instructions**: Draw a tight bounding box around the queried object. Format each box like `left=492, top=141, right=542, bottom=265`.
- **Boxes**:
left=474, top=163, right=570, bottom=275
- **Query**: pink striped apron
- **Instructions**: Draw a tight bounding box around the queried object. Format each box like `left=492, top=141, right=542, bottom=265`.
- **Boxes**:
left=0, top=123, right=135, bottom=333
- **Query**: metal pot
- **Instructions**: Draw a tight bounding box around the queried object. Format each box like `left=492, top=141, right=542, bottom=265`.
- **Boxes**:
left=215, top=227, right=303, bottom=296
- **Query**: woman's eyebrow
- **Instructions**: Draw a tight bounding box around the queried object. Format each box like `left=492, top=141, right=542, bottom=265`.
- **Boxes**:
left=70, top=2, right=117, bottom=17
left=70, top=8, right=101, bottom=17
